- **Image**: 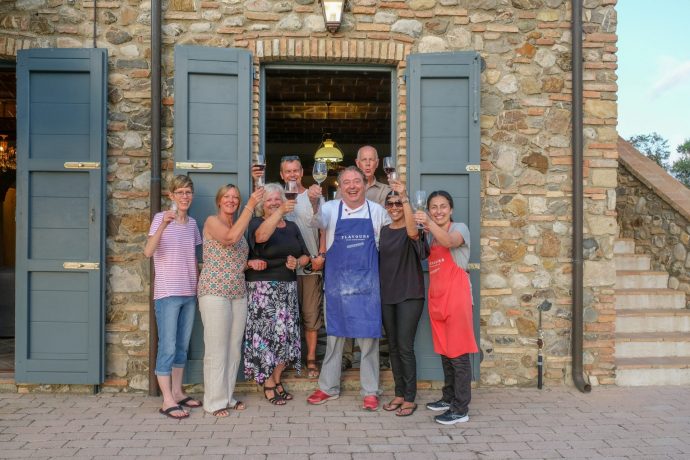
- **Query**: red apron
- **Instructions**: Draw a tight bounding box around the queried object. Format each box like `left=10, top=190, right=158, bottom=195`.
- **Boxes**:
left=427, top=242, right=478, bottom=358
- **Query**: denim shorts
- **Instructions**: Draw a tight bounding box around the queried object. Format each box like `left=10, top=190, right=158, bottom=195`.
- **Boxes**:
left=154, top=295, right=196, bottom=376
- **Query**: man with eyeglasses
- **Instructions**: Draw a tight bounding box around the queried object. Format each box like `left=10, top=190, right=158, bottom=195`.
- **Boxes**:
left=279, top=155, right=326, bottom=379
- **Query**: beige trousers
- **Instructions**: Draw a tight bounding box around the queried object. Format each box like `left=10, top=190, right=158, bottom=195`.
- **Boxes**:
left=198, top=295, right=248, bottom=413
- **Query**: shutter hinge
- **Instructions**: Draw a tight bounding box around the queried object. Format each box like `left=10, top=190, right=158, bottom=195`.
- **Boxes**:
left=467, top=263, right=480, bottom=271
left=465, top=164, right=481, bottom=172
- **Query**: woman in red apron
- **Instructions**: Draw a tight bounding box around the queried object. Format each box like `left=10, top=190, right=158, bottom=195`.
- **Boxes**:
left=415, top=190, right=477, bottom=425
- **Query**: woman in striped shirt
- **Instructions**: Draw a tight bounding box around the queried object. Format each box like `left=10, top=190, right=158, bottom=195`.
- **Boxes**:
left=144, top=175, right=202, bottom=420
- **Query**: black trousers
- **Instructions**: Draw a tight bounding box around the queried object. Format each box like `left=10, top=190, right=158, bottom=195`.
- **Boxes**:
left=381, top=299, right=424, bottom=402
left=441, top=353, right=472, bottom=414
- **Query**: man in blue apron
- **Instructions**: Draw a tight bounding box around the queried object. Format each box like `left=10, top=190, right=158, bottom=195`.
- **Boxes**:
left=306, top=166, right=391, bottom=410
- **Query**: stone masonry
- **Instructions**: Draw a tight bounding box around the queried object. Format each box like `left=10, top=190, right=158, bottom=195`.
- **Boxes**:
left=0, top=0, right=619, bottom=391
left=618, top=159, right=690, bottom=307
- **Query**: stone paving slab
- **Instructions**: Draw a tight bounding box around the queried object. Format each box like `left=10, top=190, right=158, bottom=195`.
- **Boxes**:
left=1, top=386, right=690, bottom=459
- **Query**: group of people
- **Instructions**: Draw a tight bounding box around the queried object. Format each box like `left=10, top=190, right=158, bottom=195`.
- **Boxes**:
left=144, top=145, right=477, bottom=426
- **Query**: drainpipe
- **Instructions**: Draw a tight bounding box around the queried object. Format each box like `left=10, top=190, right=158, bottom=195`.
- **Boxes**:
left=148, top=0, right=162, bottom=397
left=571, top=0, right=591, bottom=393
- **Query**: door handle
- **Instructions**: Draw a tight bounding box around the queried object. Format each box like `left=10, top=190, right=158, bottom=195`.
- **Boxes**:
left=63, top=262, right=100, bottom=270
left=64, top=162, right=101, bottom=169
left=176, top=162, right=213, bottom=170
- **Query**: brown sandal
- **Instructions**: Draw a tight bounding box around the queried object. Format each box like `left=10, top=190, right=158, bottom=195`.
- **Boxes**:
left=212, top=407, right=229, bottom=417
left=306, top=359, right=320, bottom=379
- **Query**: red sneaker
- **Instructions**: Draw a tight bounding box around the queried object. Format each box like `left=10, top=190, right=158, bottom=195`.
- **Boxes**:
left=307, top=389, right=339, bottom=405
left=362, top=395, right=379, bottom=411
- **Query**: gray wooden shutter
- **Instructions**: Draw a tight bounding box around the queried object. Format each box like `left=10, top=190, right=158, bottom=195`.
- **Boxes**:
left=15, top=48, right=107, bottom=384
left=407, top=52, right=482, bottom=381
left=173, top=46, right=252, bottom=383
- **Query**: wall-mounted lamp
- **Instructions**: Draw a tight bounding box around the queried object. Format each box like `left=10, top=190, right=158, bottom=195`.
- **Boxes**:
left=321, top=0, right=346, bottom=33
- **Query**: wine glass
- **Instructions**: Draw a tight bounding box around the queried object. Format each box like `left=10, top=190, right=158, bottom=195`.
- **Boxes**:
left=255, top=152, right=266, bottom=187
left=284, top=180, right=298, bottom=201
left=388, top=171, right=399, bottom=196
left=414, top=190, right=427, bottom=229
left=313, top=161, right=328, bottom=186
left=170, top=200, right=178, bottom=223
left=383, top=157, right=395, bottom=180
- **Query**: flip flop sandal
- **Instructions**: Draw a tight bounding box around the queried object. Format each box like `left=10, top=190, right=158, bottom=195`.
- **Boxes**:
left=396, top=403, right=418, bottom=417
left=177, top=396, right=203, bottom=408
left=212, top=408, right=229, bottom=418
left=230, top=401, right=246, bottom=411
left=383, top=400, right=403, bottom=411
left=159, top=405, right=189, bottom=419
left=306, top=360, right=320, bottom=379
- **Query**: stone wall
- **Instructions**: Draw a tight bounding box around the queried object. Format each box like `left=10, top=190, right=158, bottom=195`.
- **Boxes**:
left=0, top=0, right=619, bottom=390
left=617, top=164, right=690, bottom=306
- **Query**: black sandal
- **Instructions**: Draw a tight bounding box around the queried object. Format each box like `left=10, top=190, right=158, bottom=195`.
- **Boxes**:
left=263, top=385, right=286, bottom=405
left=275, top=381, right=293, bottom=401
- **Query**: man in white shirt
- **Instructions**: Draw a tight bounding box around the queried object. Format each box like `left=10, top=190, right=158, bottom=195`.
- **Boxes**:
left=279, top=155, right=325, bottom=379
left=306, top=166, right=391, bottom=411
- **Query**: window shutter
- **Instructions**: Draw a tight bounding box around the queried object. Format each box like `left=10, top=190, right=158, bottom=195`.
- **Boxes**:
left=407, top=52, right=482, bottom=381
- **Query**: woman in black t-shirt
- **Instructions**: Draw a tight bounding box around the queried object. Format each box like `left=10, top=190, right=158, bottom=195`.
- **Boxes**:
left=379, top=183, right=429, bottom=416
left=245, top=183, right=310, bottom=405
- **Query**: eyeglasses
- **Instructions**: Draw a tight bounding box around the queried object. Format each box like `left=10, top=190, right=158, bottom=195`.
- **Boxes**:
left=173, top=190, right=193, bottom=196
left=385, top=201, right=403, bottom=208
left=280, top=155, right=301, bottom=163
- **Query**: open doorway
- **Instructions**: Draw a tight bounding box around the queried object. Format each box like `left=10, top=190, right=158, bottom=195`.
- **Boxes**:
left=0, top=63, right=16, bottom=374
left=262, top=66, right=394, bottom=371
left=262, top=66, right=393, bottom=187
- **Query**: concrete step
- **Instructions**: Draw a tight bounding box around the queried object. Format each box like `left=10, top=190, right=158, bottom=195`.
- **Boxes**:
left=615, top=357, right=690, bottom=386
left=615, top=289, right=686, bottom=310
left=614, top=254, right=651, bottom=271
left=616, top=332, right=690, bottom=358
left=616, top=308, right=690, bottom=333
left=616, top=271, right=668, bottom=289
left=614, top=239, right=635, bottom=255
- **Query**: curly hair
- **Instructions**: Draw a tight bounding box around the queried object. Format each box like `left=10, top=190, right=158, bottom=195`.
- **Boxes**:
left=255, top=183, right=285, bottom=217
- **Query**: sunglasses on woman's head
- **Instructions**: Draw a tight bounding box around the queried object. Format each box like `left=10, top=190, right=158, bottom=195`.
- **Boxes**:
left=385, top=201, right=403, bottom=208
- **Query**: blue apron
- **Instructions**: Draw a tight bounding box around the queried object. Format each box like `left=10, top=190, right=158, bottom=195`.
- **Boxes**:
left=324, top=201, right=382, bottom=338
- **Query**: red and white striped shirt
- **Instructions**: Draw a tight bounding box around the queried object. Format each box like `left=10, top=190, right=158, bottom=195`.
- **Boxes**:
left=148, top=212, right=202, bottom=300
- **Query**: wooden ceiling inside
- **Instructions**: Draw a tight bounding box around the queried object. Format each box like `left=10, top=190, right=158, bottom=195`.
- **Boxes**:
left=264, top=68, right=391, bottom=145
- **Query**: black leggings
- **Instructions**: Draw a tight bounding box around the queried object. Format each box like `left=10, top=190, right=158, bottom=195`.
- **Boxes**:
left=381, top=299, right=424, bottom=402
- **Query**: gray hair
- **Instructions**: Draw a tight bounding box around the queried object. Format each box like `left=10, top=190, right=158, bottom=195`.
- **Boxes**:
left=337, top=165, right=366, bottom=185
left=255, top=182, right=285, bottom=217
left=356, top=145, right=378, bottom=160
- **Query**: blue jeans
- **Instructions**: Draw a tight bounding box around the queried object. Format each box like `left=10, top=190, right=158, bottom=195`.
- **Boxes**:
left=154, top=295, right=196, bottom=376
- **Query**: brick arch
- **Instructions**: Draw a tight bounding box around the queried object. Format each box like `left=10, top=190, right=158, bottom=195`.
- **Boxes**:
left=244, top=36, right=411, bottom=165
left=0, top=34, right=37, bottom=59
left=246, top=36, right=412, bottom=65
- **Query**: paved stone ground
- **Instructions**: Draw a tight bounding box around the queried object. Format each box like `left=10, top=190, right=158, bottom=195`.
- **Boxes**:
left=1, top=386, right=689, bottom=459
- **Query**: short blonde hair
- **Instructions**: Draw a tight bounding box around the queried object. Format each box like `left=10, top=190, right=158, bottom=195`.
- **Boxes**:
left=215, top=184, right=241, bottom=209
left=168, top=175, right=194, bottom=195
left=255, top=183, right=285, bottom=217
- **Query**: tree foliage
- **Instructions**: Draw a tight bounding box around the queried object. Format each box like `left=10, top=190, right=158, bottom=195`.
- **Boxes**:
left=628, top=132, right=671, bottom=170
left=671, top=139, right=690, bottom=187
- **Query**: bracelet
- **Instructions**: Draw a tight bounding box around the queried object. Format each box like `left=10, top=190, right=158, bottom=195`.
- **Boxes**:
left=245, top=206, right=254, bottom=213
left=318, top=252, right=326, bottom=258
